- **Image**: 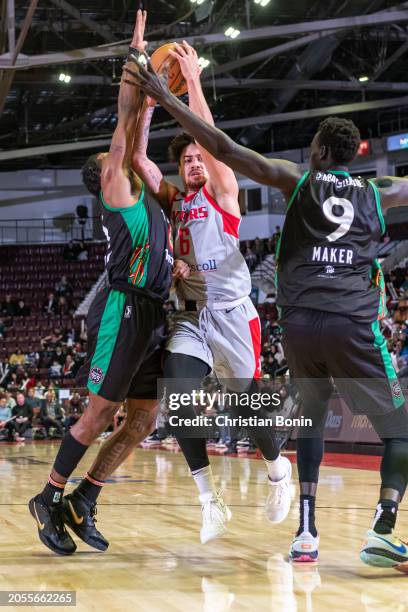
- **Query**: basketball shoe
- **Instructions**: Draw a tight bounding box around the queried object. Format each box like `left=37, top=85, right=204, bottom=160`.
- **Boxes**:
left=29, top=494, right=76, bottom=556
left=360, top=529, right=408, bottom=570
left=289, top=531, right=319, bottom=562
left=200, top=491, right=232, bottom=544
left=62, top=490, right=109, bottom=551
left=265, top=456, right=292, bottom=523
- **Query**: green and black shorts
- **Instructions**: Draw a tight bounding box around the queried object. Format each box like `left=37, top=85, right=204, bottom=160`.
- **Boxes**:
left=77, top=286, right=166, bottom=402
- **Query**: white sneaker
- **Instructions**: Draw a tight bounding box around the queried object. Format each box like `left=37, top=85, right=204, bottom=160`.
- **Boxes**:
left=265, top=456, right=292, bottom=524
left=289, top=531, right=319, bottom=562
left=200, top=491, right=232, bottom=544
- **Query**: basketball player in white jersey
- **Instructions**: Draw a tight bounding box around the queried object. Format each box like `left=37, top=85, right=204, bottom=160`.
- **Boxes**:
left=131, top=42, right=292, bottom=543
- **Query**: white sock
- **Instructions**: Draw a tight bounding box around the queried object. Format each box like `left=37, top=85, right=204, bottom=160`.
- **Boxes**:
left=264, top=454, right=286, bottom=481
left=192, top=465, right=216, bottom=499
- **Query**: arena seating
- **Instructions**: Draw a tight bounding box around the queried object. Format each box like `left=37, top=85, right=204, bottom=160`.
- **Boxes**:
left=0, top=242, right=105, bottom=360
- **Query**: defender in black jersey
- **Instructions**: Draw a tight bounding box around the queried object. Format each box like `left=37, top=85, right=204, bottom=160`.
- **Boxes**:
left=29, top=10, right=178, bottom=557
left=127, top=66, right=408, bottom=570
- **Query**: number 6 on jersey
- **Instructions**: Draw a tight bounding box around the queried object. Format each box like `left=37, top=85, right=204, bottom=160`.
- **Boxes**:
left=179, top=227, right=191, bottom=255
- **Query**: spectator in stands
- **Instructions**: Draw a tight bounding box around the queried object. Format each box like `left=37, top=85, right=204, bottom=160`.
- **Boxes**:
left=401, top=272, right=408, bottom=292
left=263, top=353, right=280, bottom=378
left=1, top=294, right=16, bottom=317
left=26, top=387, right=41, bottom=414
left=64, top=392, right=85, bottom=430
left=25, top=347, right=40, bottom=368
left=76, top=241, right=88, bottom=261
left=41, top=328, right=64, bottom=350
left=40, top=390, right=64, bottom=437
left=5, top=391, right=16, bottom=411
left=244, top=247, right=257, bottom=272
left=62, top=355, right=75, bottom=378
left=253, top=237, right=264, bottom=263
left=12, top=391, right=33, bottom=439
left=56, top=296, right=70, bottom=316
left=0, top=394, right=18, bottom=442
left=55, top=275, right=73, bottom=297
left=0, top=358, right=9, bottom=386
left=14, top=299, right=30, bottom=317
left=0, top=318, right=5, bottom=339
left=42, top=292, right=58, bottom=316
left=49, top=360, right=62, bottom=379
left=53, top=346, right=65, bottom=365
left=265, top=237, right=275, bottom=255
left=9, top=348, right=25, bottom=367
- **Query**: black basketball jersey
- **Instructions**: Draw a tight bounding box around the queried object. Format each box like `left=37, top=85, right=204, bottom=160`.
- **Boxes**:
left=99, top=184, right=173, bottom=301
left=276, top=169, right=386, bottom=321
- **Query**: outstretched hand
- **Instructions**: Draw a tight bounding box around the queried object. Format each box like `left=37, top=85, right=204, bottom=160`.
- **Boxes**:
left=124, top=54, right=172, bottom=104
left=131, top=9, right=147, bottom=54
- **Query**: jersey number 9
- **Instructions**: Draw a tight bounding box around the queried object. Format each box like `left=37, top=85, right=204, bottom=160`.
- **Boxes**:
left=322, top=197, right=355, bottom=242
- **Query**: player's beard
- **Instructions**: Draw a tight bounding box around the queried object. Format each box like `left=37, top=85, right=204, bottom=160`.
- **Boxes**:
left=187, top=175, right=207, bottom=192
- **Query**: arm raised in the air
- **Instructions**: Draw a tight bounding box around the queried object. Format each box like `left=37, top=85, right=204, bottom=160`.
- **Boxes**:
left=125, top=57, right=302, bottom=200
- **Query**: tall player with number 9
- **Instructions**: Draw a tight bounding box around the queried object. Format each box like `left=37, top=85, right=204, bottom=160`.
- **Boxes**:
left=127, top=57, right=408, bottom=571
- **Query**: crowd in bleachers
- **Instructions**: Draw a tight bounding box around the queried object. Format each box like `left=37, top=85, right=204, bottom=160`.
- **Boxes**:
left=240, top=226, right=281, bottom=272
left=2, top=238, right=408, bottom=445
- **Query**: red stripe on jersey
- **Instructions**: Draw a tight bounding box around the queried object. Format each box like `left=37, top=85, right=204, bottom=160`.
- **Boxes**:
left=248, top=316, right=262, bottom=379
left=202, top=185, right=240, bottom=238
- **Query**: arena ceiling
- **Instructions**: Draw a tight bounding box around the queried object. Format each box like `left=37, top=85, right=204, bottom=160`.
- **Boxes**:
left=1, top=0, right=408, bottom=170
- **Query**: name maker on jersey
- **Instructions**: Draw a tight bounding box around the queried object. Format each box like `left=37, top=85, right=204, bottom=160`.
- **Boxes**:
left=312, top=245, right=354, bottom=264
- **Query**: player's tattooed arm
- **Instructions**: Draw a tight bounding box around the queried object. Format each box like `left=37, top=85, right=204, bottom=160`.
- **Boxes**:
left=126, top=56, right=302, bottom=200
left=372, top=176, right=408, bottom=210
left=131, top=98, right=178, bottom=213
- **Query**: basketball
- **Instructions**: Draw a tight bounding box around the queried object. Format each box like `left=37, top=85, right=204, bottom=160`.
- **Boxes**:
left=150, top=42, right=188, bottom=97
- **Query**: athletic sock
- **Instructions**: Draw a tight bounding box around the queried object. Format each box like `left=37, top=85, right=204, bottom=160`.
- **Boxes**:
left=192, top=465, right=216, bottom=500
left=264, top=454, right=286, bottom=481
left=372, top=499, right=398, bottom=535
left=297, top=494, right=318, bottom=537
left=41, top=475, right=66, bottom=507
left=76, top=473, right=105, bottom=504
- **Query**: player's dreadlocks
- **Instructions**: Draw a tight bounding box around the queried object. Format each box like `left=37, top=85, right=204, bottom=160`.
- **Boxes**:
left=318, top=117, right=361, bottom=165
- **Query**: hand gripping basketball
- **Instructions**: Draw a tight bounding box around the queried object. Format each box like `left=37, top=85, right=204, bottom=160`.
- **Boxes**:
left=124, top=54, right=172, bottom=103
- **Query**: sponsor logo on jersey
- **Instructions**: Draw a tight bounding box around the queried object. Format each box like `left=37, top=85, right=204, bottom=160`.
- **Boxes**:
left=315, top=172, right=363, bottom=189
left=188, top=259, right=218, bottom=273
left=172, top=206, right=208, bottom=224
left=89, top=366, right=104, bottom=385
left=312, top=246, right=354, bottom=264
left=325, top=265, right=335, bottom=275
left=124, top=305, right=132, bottom=319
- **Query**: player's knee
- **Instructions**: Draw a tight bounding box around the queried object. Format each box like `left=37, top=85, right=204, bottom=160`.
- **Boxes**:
left=81, top=400, right=118, bottom=431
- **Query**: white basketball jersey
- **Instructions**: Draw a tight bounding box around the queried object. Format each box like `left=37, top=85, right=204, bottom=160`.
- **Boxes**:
left=171, top=185, right=251, bottom=304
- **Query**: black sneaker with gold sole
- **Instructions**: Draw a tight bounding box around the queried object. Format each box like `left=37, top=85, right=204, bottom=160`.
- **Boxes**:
left=62, top=491, right=109, bottom=551
left=29, top=494, right=77, bottom=556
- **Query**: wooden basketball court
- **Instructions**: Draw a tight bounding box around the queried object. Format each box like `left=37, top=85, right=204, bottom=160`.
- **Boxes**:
left=1, top=442, right=407, bottom=611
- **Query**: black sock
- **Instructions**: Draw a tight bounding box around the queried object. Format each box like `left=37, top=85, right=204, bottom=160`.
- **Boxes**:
left=41, top=477, right=65, bottom=507
left=373, top=499, right=398, bottom=535
left=76, top=473, right=104, bottom=504
left=297, top=494, right=317, bottom=537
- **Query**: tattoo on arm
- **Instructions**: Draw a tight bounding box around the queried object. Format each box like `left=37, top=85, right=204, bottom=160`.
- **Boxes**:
left=377, top=178, right=393, bottom=188
left=110, top=144, right=124, bottom=153
left=147, top=168, right=161, bottom=190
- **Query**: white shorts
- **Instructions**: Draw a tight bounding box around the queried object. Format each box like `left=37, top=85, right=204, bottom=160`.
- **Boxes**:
left=166, top=296, right=261, bottom=385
